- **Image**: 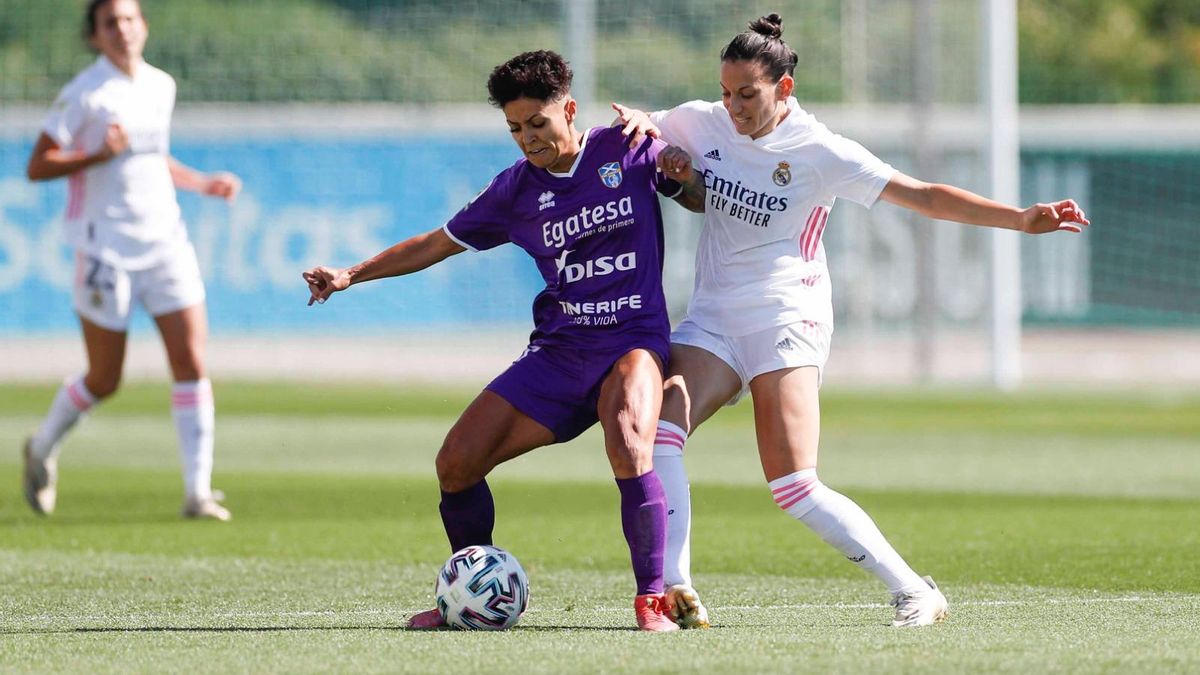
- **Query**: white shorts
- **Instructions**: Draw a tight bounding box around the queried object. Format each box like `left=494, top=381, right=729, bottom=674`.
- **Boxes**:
left=72, top=244, right=206, bottom=332
left=670, top=317, right=832, bottom=406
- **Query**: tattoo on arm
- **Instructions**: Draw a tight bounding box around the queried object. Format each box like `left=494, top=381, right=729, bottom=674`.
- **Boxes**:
left=673, top=171, right=707, bottom=214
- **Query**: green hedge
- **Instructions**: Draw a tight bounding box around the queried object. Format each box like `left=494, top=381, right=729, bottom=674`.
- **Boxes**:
left=1, top=0, right=1196, bottom=104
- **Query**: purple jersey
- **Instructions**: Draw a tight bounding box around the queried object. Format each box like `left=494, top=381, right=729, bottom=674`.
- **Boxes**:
left=444, top=126, right=681, bottom=349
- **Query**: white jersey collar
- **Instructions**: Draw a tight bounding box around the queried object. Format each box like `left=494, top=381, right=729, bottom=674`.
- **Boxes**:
left=96, top=54, right=146, bottom=81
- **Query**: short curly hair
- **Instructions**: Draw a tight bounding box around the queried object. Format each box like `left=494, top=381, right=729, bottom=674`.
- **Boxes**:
left=487, top=50, right=573, bottom=107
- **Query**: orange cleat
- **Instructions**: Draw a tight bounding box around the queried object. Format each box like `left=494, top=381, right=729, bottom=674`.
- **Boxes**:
left=406, top=608, right=448, bottom=630
left=634, top=593, right=680, bottom=632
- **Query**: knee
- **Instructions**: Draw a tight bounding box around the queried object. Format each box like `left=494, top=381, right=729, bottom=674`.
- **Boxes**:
left=661, top=376, right=691, bottom=431
left=607, top=437, right=653, bottom=478
left=84, top=372, right=121, bottom=400
left=169, top=353, right=205, bottom=382
left=436, top=432, right=488, bottom=493
left=663, top=374, right=687, bottom=400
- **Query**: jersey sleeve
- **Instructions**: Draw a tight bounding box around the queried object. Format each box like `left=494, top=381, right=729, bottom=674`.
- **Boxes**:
left=41, top=83, right=89, bottom=149
left=813, top=132, right=897, bottom=208
left=647, top=100, right=709, bottom=157
left=442, top=174, right=513, bottom=252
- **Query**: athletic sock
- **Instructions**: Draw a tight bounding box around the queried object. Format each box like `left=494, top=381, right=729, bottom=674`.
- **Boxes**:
left=653, top=420, right=692, bottom=588
left=171, top=379, right=215, bottom=501
left=439, top=479, right=495, bottom=552
left=30, top=375, right=96, bottom=461
left=770, top=469, right=928, bottom=595
left=616, top=471, right=668, bottom=596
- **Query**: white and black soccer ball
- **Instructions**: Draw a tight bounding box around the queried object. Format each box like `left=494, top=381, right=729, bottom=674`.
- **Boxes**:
left=435, top=545, right=529, bottom=630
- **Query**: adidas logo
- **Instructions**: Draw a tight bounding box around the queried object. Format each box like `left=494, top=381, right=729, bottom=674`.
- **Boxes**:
left=703, top=148, right=722, bottom=161
left=775, top=337, right=797, bottom=352
left=538, top=191, right=556, bottom=211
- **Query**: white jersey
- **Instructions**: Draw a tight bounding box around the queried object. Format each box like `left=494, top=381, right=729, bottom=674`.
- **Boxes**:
left=651, top=97, right=895, bottom=335
left=42, top=56, right=185, bottom=270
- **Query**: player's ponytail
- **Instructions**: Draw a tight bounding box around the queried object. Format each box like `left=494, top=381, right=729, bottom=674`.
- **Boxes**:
left=721, top=13, right=798, bottom=82
left=749, top=13, right=784, bottom=40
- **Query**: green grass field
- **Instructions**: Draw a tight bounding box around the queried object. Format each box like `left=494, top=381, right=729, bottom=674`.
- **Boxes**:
left=1, top=382, right=1198, bottom=673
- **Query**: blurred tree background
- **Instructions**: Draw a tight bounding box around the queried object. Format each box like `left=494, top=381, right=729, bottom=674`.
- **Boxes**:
left=1, top=0, right=1196, bottom=104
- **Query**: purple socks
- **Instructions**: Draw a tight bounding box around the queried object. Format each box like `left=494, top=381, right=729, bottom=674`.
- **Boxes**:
left=439, top=480, right=495, bottom=552
left=440, top=473, right=667, bottom=597
left=616, top=471, right=668, bottom=595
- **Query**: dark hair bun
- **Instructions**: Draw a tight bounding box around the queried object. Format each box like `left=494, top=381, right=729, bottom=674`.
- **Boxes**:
left=749, top=13, right=784, bottom=39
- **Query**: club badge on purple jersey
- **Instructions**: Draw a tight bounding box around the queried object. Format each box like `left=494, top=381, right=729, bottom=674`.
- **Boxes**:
left=598, top=162, right=623, bottom=189
left=444, top=126, right=681, bottom=350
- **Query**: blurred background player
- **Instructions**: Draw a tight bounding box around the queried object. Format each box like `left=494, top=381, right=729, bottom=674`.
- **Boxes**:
left=616, top=13, right=1089, bottom=628
left=302, top=50, right=704, bottom=631
left=23, top=0, right=242, bottom=521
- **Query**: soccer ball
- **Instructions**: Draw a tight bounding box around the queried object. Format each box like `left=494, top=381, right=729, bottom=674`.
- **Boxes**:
left=435, top=545, right=529, bottom=630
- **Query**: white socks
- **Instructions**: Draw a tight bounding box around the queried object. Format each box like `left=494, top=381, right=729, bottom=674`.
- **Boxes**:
left=770, top=469, right=928, bottom=595
left=171, top=378, right=215, bottom=501
left=653, top=420, right=692, bottom=588
left=30, top=375, right=96, bottom=461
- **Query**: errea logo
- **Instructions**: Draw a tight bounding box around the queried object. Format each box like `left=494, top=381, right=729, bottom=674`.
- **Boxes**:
left=538, top=191, right=556, bottom=211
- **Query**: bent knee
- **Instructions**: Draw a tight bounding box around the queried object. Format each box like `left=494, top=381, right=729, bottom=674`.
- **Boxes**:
left=436, top=437, right=489, bottom=491
left=607, top=440, right=654, bottom=478
left=84, top=374, right=121, bottom=400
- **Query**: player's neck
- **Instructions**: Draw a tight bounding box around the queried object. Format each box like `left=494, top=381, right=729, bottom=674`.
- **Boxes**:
left=547, top=126, right=585, bottom=173
left=104, top=53, right=141, bottom=77
left=749, top=101, right=791, bottom=140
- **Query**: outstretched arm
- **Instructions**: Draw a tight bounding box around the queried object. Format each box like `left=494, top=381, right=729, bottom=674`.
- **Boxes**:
left=168, top=157, right=242, bottom=203
left=302, top=227, right=466, bottom=306
left=880, top=172, right=1089, bottom=234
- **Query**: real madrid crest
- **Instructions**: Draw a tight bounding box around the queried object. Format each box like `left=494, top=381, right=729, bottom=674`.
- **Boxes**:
left=90, top=290, right=104, bottom=308
left=772, top=161, right=792, bottom=187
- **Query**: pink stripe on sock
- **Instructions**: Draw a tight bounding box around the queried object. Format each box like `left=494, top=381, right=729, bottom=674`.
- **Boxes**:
left=66, top=382, right=91, bottom=411
left=655, top=428, right=686, bottom=445
left=654, top=436, right=684, bottom=450
left=771, top=477, right=815, bottom=496
left=172, top=382, right=213, bottom=408
left=772, top=481, right=815, bottom=505
left=776, top=484, right=818, bottom=510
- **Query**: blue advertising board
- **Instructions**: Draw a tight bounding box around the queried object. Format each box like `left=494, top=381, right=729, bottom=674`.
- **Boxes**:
left=0, top=135, right=544, bottom=336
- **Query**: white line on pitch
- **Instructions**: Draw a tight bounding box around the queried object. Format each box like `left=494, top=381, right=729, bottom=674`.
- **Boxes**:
left=11, top=595, right=1189, bottom=625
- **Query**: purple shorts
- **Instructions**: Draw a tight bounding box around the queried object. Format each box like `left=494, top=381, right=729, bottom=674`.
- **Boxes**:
left=486, top=337, right=668, bottom=443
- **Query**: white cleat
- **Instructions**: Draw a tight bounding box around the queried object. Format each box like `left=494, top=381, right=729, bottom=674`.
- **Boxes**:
left=665, top=584, right=711, bottom=629
left=891, top=575, right=948, bottom=627
left=22, top=437, right=57, bottom=516
left=182, top=492, right=232, bottom=522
